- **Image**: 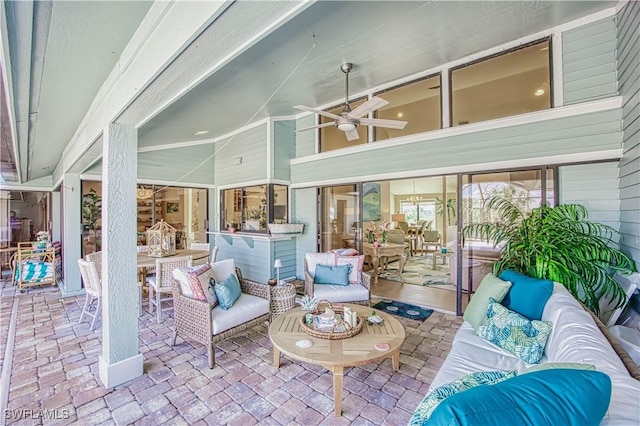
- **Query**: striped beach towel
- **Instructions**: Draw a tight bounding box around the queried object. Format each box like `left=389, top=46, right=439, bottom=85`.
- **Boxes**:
left=16, top=261, right=54, bottom=282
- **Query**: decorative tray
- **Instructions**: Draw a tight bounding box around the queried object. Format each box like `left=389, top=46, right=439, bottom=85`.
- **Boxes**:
left=299, top=300, right=364, bottom=340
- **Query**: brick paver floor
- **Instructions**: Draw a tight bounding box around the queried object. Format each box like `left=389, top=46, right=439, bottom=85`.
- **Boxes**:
left=0, top=281, right=462, bottom=425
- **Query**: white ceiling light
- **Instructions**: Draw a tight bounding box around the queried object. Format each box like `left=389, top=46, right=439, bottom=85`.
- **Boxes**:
left=337, top=122, right=356, bottom=132
left=194, top=130, right=210, bottom=136
left=534, top=89, right=545, bottom=96
left=397, top=112, right=404, bottom=118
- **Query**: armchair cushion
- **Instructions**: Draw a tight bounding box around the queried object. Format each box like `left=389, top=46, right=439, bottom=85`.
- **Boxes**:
left=314, top=264, right=350, bottom=286
left=336, top=255, right=365, bottom=284
left=210, top=259, right=238, bottom=283
left=305, top=253, right=336, bottom=277
left=173, top=266, right=195, bottom=298
left=214, top=273, right=242, bottom=310
left=211, top=293, right=270, bottom=335
left=313, top=283, right=369, bottom=304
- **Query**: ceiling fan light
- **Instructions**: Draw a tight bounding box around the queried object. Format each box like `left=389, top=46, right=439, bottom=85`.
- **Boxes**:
left=337, top=122, right=356, bottom=132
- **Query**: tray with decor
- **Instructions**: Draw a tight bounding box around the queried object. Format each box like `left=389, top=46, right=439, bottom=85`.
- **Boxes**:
left=299, top=300, right=364, bottom=340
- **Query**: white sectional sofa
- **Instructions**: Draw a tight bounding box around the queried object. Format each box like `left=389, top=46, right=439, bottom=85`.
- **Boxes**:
left=431, top=282, right=640, bottom=425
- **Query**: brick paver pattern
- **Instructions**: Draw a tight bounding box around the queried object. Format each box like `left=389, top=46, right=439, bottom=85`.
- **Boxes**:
left=0, top=281, right=462, bottom=425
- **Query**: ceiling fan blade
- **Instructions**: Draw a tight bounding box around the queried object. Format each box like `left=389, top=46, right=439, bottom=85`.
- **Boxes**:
left=345, top=128, right=360, bottom=141
left=296, top=122, right=335, bottom=132
left=359, top=117, right=408, bottom=130
left=347, top=96, right=389, bottom=119
left=294, top=105, right=341, bottom=120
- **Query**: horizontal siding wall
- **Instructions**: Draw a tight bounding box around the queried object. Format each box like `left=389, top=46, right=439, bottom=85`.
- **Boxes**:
left=291, top=109, right=622, bottom=184
left=214, top=124, right=267, bottom=186
left=293, top=188, right=317, bottom=279
left=85, top=144, right=215, bottom=185
left=559, top=162, right=620, bottom=237
left=563, top=17, right=618, bottom=105
left=273, top=120, right=295, bottom=181
left=274, top=239, right=297, bottom=280
left=296, top=115, right=315, bottom=157
left=214, top=234, right=271, bottom=282
left=617, top=0, right=640, bottom=269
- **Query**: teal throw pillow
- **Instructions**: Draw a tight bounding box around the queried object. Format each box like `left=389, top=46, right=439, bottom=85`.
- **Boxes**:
left=213, top=273, right=242, bottom=310
left=462, top=273, right=512, bottom=330
left=313, top=263, right=350, bottom=286
left=427, top=369, right=612, bottom=426
left=499, top=269, right=553, bottom=320
left=476, top=299, right=552, bottom=364
left=409, top=370, right=517, bottom=425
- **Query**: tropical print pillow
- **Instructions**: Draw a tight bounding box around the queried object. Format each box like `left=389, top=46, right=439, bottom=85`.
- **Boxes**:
left=477, top=298, right=553, bottom=364
left=408, top=369, right=517, bottom=425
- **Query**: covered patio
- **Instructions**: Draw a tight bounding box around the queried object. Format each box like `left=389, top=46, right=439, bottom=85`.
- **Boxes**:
left=0, top=279, right=461, bottom=424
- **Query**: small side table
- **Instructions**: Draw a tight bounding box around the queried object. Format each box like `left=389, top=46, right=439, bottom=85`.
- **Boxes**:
left=432, top=251, right=455, bottom=270
left=270, top=283, right=296, bottom=319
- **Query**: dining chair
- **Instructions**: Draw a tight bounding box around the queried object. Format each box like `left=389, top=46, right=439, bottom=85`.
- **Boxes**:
left=190, top=242, right=211, bottom=264
left=410, top=221, right=428, bottom=255
left=84, top=251, right=102, bottom=278
left=421, top=231, right=442, bottom=256
left=148, top=255, right=193, bottom=323
left=77, top=259, right=102, bottom=330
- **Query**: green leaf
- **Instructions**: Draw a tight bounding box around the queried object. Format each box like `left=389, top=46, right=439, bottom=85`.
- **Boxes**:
left=462, top=197, right=637, bottom=315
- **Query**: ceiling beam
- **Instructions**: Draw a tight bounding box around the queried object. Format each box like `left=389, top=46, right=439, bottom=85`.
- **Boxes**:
left=25, top=0, right=53, bottom=181
left=0, top=0, right=25, bottom=183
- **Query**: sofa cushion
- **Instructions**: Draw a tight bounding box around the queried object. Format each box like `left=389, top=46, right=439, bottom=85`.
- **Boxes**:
left=314, top=264, right=350, bottom=286
left=305, top=253, right=336, bottom=277
left=428, top=369, right=611, bottom=426
left=336, top=255, right=364, bottom=284
left=430, top=322, right=531, bottom=390
left=214, top=273, right=242, bottom=310
left=499, top=269, right=553, bottom=320
left=521, top=362, right=595, bottom=375
left=409, top=370, right=517, bottom=425
left=211, top=293, right=269, bottom=335
left=477, top=299, right=552, bottom=364
left=312, top=283, right=369, bottom=304
left=462, top=273, right=511, bottom=330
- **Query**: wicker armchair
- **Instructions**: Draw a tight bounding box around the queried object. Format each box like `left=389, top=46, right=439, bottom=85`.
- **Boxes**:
left=172, top=267, right=270, bottom=368
left=304, top=254, right=371, bottom=306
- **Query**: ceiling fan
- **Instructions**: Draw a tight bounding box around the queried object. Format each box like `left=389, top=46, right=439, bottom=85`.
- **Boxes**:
left=294, top=63, right=408, bottom=141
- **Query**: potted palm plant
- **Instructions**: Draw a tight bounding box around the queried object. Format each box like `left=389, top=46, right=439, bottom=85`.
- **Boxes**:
left=462, top=197, right=637, bottom=314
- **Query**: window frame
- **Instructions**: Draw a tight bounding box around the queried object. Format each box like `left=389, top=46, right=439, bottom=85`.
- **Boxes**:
left=447, top=37, right=553, bottom=128
left=220, top=184, right=289, bottom=234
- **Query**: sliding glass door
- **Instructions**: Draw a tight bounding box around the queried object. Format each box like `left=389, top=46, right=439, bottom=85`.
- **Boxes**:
left=459, top=167, right=556, bottom=311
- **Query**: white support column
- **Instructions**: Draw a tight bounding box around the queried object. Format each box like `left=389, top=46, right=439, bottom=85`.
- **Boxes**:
left=50, top=191, right=61, bottom=242
left=99, top=122, right=142, bottom=389
left=60, top=173, right=83, bottom=297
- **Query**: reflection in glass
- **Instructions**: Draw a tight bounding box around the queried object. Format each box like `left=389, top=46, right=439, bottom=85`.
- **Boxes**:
left=375, top=74, right=441, bottom=141
left=320, top=185, right=359, bottom=252
left=221, top=184, right=289, bottom=233
left=451, top=39, right=551, bottom=126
